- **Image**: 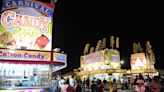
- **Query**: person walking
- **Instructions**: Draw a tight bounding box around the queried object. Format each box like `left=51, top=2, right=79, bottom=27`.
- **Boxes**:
left=61, top=79, right=73, bottom=92
left=75, top=81, right=82, bottom=92
left=52, top=77, right=58, bottom=92
left=150, top=76, right=161, bottom=92
left=96, top=79, right=104, bottom=92
left=112, top=79, right=117, bottom=92
left=91, top=81, right=96, bottom=92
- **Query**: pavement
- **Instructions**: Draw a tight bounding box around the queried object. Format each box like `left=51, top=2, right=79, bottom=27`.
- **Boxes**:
left=117, top=89, right=135, bottom=92
left=82, top=88, right=135, bottom=92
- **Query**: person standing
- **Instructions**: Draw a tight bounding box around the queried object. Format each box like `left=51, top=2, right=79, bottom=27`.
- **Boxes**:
left=97, top=79, right=104, bottom=92
left=122, top=75, right=128, bottom=90
left=91, top=81, right=96, bottom=92
left=83, top=77, right=86, bottom=87
left=58, top=77, right=65, bottom=92
left=145, top=75, right=152, bottom=92
left=112, top=79, right=117, bottom=92
left=52, top=77, right=58, bottom=92
left=135, top=74, right=145, bottom=92
left=61, top=79, right=73, bottom=92
left=86, top=77, right=90, bottom=89
left=75, top=81, right=82, bottom=92
left=150, top=76, right=161, bottom=92
left=82, top=77, right=86, bottom=92
left=69, top=75, right=75, bottom=91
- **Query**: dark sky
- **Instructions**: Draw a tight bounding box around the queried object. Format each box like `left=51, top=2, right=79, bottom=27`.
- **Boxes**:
left=53, top=1, right=163, bottom=73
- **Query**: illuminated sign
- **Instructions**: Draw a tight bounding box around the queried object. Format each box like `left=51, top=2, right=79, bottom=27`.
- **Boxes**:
left=110, top=54, right=120, bottom=62
left=80, top=49, right=121, bottom=71
left=109, top=49, right=120, bottom=62
left=83, top=52, right=103, bottom=64
left=52, top=53, right=67, bottom=72
left=0, top=0, right=54, bottom=51
left=1, top=0, right=54, bottom=17
left=131, top=53, right=148, bottom=70
left=0, top=49, right=51, bottom=61
left=1, top=11, right=51, bottom=33
left=53, top=53, right=67, bottom=63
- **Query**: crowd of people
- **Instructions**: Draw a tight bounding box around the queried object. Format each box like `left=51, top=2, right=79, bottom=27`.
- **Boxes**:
left=50, top=75, right=107, bottom=92
left=51, top=75, right=82, bottom=92
left=50, top=74, right=164, bottom=92
left=133, top=74, right=164, bottom=92
left=120, top=73, right=164, bottom=92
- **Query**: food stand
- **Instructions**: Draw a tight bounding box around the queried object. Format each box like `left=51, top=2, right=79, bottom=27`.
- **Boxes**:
left=0, top=49, right=67, bottom=92
left=78, top=49, right=126, bottom=81
left=129, top=42, right=158, bottom=77
left=0, top=49, right=52, bottom=92
left=0, top=0, right=67, bottom=92
left=129, top=53, right=158, bottom=77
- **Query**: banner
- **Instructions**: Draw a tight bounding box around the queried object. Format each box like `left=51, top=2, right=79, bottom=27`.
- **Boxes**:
left=53, top=53, right=67, bottom=72
left=109, top=49, right=120, bottom=69
left=53, top=53, right=67, bottom=63
left=80, top=49, right=121, bottom=71
left=131, top=53, right=148, bottom=70
left=0, top=0, right=54, bottom=51
left=110, top=50, right=120, bottom=62
left=0, top=49, right=51, bottom=61
left=83, top=51, right=103, bottom=64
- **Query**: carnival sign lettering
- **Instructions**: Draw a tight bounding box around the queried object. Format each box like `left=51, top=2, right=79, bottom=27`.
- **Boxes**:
left=1, top=0, right=53, bottom=17
left=0, top=49, right=51, bottom=61
left=1, top=11, right=51, bottom=33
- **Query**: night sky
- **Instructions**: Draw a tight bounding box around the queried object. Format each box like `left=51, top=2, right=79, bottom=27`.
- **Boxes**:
left=53, top=1, right=163, bottom=73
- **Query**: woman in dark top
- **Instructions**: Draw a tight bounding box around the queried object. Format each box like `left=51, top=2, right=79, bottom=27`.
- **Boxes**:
left=97, top=80, right=104, bottom=92
left=75, top=81, right=82, bottom=92
left=91, top=81, right=96, bottom=92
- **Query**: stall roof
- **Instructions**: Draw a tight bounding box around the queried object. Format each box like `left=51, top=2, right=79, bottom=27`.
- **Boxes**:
left=0, top=60, right=65, bottom=65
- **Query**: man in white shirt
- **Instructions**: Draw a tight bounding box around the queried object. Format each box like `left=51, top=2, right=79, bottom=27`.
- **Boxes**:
left=69, top=76, right=75, bottom=88
left=58, top=77, right=65, bottom=91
